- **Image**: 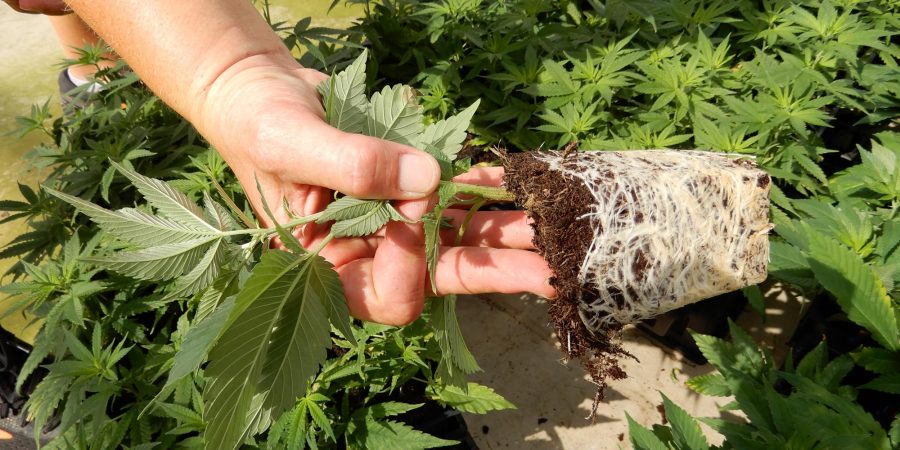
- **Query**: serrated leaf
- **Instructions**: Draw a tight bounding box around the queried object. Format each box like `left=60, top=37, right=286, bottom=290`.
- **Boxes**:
left=366, top=85, right=424, bottom=146
left=686, top=373, right=731, bottom=397
left=854, top=347, right=900, bottom=375
left=259, top=255, right=331, bottom=414
left=26, top=374, right=71, bottom=444
left=46, top=188, right=220, bottom=246
left=165, top=297, right=236, bottom=388
left=316, top=196, right=384, bottom=223
left=319, top=50, right=368, bottom=134
left=84, top=237, right=217, bottom=281
left=203, top=250, right=331, bottom=450
left=329, top=201, right=394, bottom=238
left=306, top=254, right=354, bottom=341
left=662, top=393, right=710, bottom=450
left=110, top=161, right=214, bottom=231
left=627, top=414, right=667, bottom=450
left=430, top=383, right=514, bottom=414
left=860, top=374, right=900, bottom=394
left=303, top=397, right=335, bottom=442
left=195, top=270, right=240, bottom=323
left=422, top=183, right=457, bottom=290
left=422, top=210, right=444, bottom=292
left=354, top=418, right=458, bottom=450
left=363, top=402, right=422, bottom=419
left=16, top=328, right=57, bottom=393
left=156, top=402, right=203, bottom=426
left=167, top=239, right=229, bottom=298
left=203, top=191, right=239, bottom=232
left=807, top=228, right=900, bottom=351
left=415, top=100, right=480, bottom=165
left=431, top=295, right=480, bottom=387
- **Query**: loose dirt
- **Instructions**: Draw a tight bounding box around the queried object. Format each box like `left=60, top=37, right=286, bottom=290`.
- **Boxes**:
left=502, top=151, right=632, bottom=415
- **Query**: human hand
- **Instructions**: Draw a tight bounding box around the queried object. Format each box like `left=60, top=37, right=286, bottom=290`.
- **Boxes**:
left=2, top=0, right=69, bottom=15
left=195, top=56, right=555, bottom=325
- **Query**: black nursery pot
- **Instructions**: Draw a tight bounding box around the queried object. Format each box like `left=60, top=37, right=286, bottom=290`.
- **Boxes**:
left=787, top=294, right=900, bottom=429
left=383, top=379, right=479, bottom=450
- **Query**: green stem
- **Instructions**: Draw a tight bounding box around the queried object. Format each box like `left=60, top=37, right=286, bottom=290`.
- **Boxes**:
left=443, top=181, right=516, bottom=202
left=310, top=233, right=334, bottom=255
left=221, top=211, right=324, bottom=237
left=455, top=199, right=485, bottom=246
left=222, top=182, right=514, bottom=239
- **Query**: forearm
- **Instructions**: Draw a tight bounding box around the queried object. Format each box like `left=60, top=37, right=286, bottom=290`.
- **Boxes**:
left=65, top=0, right=297, bottom=125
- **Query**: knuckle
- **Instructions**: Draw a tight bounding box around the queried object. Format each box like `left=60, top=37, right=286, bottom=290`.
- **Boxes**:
left=381, top=303, right=423, bottom=326
left=342, top=140, right=387, bottom=196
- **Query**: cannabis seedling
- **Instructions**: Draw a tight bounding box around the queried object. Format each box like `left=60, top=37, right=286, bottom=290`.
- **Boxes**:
left=45, top=50, right=510, bottom=450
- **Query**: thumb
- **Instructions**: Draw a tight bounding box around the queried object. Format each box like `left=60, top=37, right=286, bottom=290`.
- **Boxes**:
left=271, top=116, right=441, bottom=199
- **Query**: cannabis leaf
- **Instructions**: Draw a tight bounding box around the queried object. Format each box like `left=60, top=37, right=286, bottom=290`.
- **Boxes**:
left=110, top=161, right=215, bottom=232
left=431, top=295, right=481, bottom=387
left=45, top=189, right=220, bottom=246
left=366, top=84, right=424, bottom=146
left=316, top=197, right=407, bottom=238
left=346, top=402, right=458, bottom=449
left=306, top=254, right=354, bottom=341
left=166, top=239, right=230, bottom=297
left=661, top=393, right=709, bottom=450
left=83, top=237, right=218, bottom=281
left=415, top=100, right=480, bottom=178
left=806, top=228, right=900, bottom=351
left=166, top=297, right=236, bottom=388
left=203, top=250, right=346, bottom=450
left=627, top=413, right=668, bottom=450
left=430, top=382, right=515, bottom=414
left=319, top=50, right=368, bottom=134
left=46, top=166, right=239, bottom=298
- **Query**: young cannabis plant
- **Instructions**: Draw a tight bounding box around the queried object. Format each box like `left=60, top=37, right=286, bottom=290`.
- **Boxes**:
left=45, top=50, right=505, bottom=450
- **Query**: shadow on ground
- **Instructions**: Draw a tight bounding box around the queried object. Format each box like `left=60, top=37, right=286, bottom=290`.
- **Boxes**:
left=458, top=286, right=807, bottom=449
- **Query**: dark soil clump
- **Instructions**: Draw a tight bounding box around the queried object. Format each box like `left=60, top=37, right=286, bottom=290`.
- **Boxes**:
left=501, top=151, right=632, bottom=414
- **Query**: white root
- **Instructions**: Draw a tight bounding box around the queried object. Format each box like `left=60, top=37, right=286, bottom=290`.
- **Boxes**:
left=538, top=150, right=772, bottom=329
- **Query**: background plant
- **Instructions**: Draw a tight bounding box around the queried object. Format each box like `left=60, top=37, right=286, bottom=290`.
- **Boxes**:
left=322, top=0, right=899, bottom=447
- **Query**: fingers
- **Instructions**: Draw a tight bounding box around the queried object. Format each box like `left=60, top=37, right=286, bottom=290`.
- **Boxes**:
left=429, top=247, right=556, bottom=298
left=452, top=166, right=504, bottom=187
left=338, top=199, right=429, bottom=326
left=439, top=210, right=535, bottom=249
left=337, top=246, right=556, bottom=325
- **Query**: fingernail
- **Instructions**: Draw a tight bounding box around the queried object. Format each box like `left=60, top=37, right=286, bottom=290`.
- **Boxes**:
left=398, top=154, right=438, bottom=196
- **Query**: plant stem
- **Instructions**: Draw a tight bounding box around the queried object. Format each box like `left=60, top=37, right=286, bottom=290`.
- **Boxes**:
left=222, top=183, right=515, bottom=239
left=444, top=181, right=516, bottom=202
left=311, top=233, right=334, bottom=255
left=221, top=211, right=324, bottom=237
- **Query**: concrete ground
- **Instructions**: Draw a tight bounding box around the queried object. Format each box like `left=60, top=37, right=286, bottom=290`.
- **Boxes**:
left=0, top=6, right=807, bottom=450
left=457, top=283, right=806, bottom=449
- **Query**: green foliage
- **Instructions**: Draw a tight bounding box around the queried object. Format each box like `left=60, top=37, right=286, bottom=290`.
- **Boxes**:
left=632, top=323, right=893, bottom=449
left=428, top=382, right=515, bottom=414
left=0, top=36, right=499, bottom=449
left=352, top=0, right=898, bottom=193
left=343, top=2, right=895, bottom=447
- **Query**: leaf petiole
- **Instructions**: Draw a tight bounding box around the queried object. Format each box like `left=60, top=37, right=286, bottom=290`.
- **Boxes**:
left=310, top=233, right=334, bottom=255
left=443, top=181, right=516, bottom=202
left=221, top=212, right=325, bottom=237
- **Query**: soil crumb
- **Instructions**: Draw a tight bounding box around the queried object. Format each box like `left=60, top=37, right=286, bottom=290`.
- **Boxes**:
left=502, top=151, right=632, bottom=416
